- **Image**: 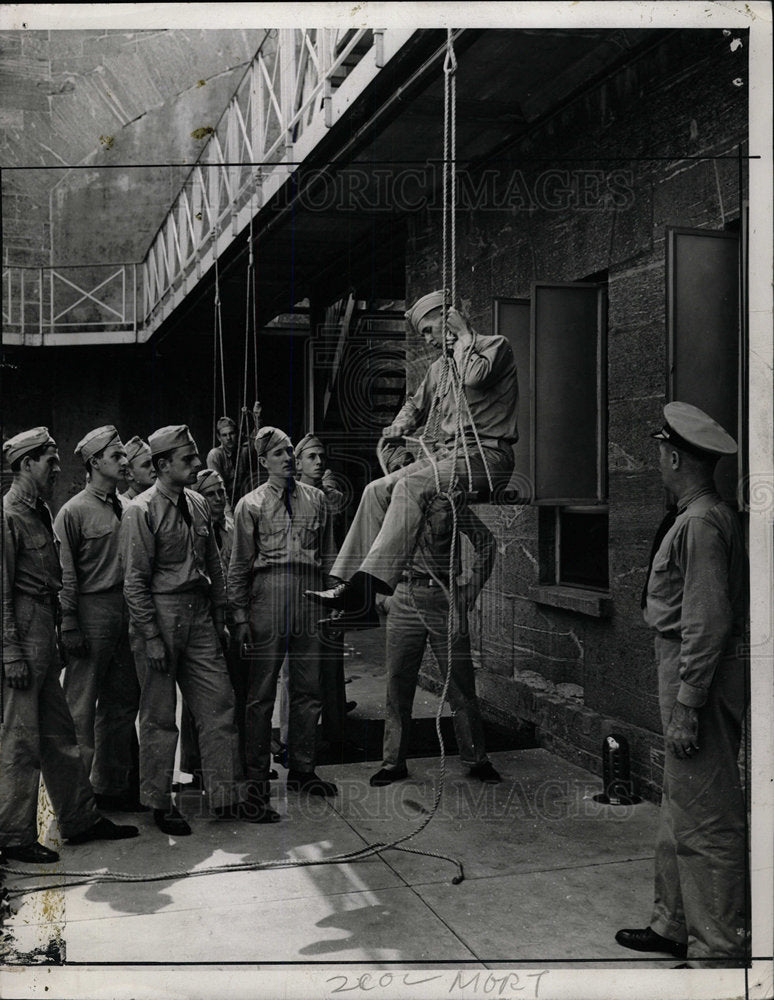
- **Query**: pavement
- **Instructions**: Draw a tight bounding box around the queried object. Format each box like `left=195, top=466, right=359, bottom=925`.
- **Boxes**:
left=1, top=625, right=682, bottom=975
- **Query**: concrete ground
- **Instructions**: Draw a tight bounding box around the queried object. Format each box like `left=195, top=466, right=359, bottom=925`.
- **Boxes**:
left=2, top=627, right=678, bottom=972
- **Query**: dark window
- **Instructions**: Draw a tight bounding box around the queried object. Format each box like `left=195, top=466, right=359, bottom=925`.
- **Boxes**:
left=558, top=507, right=609, bottom=590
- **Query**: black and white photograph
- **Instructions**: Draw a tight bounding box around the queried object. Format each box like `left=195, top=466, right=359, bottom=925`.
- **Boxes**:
left=1, top=3, right=772, bottom=998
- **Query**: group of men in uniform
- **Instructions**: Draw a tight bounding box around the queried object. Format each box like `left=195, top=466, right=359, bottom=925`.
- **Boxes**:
left=0, top=288, right=750, bottom=967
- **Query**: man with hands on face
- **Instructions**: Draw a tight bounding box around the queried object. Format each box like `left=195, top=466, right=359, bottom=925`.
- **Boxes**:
left=616, top=402, right=749, bottom=968
left=206, top=401, right=263, bottom=506
left=1, top=428, right=138, bottom=864
left=54, top=426, right=142, bottom=811
left=119, top=425, right=244, bottom=836
left=306, top=291, right=518, bottom=631
left=229, top=427, right=338, bottom=817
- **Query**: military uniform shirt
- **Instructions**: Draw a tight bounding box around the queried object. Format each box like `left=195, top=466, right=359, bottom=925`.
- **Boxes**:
left=119, top=479, right=226, bottom=641
left=2, top=484, right=62, bottom=664
left=644, top=486, right=748, bottom=708
left=228, top=479, right=334, bottom=624
left=53, top=483, right=127, bottom=630
left=394, top=333, right=519, bottom=448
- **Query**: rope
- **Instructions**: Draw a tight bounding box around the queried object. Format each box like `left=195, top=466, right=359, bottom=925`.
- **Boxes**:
left=212, top=227, right=227, bottom=447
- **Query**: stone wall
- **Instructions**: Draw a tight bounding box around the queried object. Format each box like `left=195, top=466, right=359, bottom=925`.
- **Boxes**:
left=410, top=28, right=747, bottom=799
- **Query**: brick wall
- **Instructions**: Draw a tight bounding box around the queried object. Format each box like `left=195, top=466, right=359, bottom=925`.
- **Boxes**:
left=409, top=28, right=747, bottom=799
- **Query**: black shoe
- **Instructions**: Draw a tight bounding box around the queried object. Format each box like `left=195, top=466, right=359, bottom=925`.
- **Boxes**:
left=242, top=782, right=282, bottom=824
left=369, top=764, right=408, bottom=787
left=94, top=792, right=150, bottom=813
left=153, top=807, right=192, bottom=837
left=345, top=700, right=358, bottom=713
left=615, top=927, right=687, bottom=959
left=3, top=841, right=60, bottom=864
left=319, top=608, right=380, bottom=634
left=273, top=743, right=289, bottom=767
left=269, top=768, right=279, bottom=780
left=67, top=816, right=140, bottom=844
left=306, top=571, right=386, bottom=614
left=286, top=770, right=338, bottom=797
left=468, top=761, right=502, bottom=784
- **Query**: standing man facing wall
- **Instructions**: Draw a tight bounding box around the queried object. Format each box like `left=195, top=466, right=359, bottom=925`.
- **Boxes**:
left=1, top=428, right=138, bottom=863
left=54, top=425, right=142, bottom=811
left=120, top=425, right=245, bottom=836
left=616, top=402, right=749, bottom=968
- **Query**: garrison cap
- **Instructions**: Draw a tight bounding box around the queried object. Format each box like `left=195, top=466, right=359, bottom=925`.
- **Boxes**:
left=216, top=416, right=236, bottom=432
left=295, top=433, right=324, bottom=458
left=254, top=426, right=291, bottom=457
left=652, top=402, right=737, bottom=458
left=3, top=426, right=56, bottom=466
left=195, top=468, right=224, bottom=493
left=75, top=425, right=122, bottom=463
left=148, top=425, right=197, bottom=457
left=404, top=289, right=448, bottom=334
left=124, top=435, right=151, bottom=465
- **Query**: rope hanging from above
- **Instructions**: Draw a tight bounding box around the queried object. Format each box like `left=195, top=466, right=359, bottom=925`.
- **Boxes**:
left=211, top=226, right=228, bottom=448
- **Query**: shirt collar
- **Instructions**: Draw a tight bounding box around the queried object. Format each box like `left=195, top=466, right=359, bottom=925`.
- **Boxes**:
left=676, top=484, right=716, bottom=514
left=155, top=479, right=183, bottom=502
left=86, top=481, right=117, bottom=503
left=265, top=478, right=297, bottom=498
left=7, top=482, right=39, bottom=509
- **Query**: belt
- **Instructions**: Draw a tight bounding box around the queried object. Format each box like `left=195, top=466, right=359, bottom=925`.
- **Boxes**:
left=405, top=574, right=448, bottom=588
left=14, top=589, right=59, bottom=606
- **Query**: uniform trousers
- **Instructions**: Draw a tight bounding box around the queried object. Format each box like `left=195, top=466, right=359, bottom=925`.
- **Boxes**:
left=0, top=595, right=100, bottom=846
left=244, top=566, right=323, bottom=780
left=331, top=445, right=513, bottom=591
left=279, top=632, right=346, bottom=745
left=383, top=581, right=488, bottom=769
left=650, top=634, right=749, bottom=967
left=129, top=591, right=242, bottom=810
left=62, top=590, right=139, bottom=795
left=180, top=644, right=247, bottom=778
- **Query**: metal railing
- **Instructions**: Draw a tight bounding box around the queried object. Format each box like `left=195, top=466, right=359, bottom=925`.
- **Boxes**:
left=3, top=27, right=414, bottom=346
left=2, top=263, right=138, bottom=345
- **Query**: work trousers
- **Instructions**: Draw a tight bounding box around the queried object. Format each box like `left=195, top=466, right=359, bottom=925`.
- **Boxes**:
left=129, top=592, right=242, bottom=810
left=331, top=446, right=513, bottom=591
left=62, top=590, right=139, bottom=795
left=279, top=632, right=346, bottom=745
left=650, top=634, right=749, bottom=967
left=0, top=595, right=99, bottom=846
left=180, top=644, right=247, bottom=778
left=383, top=581, right=488, bottom=769
left=244, top=566, right=323, bottom=780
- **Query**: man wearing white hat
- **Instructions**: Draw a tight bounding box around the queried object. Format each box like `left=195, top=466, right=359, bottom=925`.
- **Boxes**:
left=229, top=426, right=337, bottom=811
left=1, top=428, right=139, bottom=864
left=616, top=402, right=749, bottom=968
left=119, top=425, right=244, bottom=836
left=122, top=436, right=156, bottom=500
left=306, top=290, right=518, bottom=630
left=54, top=426, right=142, bottom=811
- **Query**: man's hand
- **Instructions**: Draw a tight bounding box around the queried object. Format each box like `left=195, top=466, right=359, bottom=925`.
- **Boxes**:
left=5, top=659, right=30, bottom=690
left=665, top=701, right=699, bottom=759
left=214, top=617, right=230, bottom=654
left=233, top=622, right=251, bottom=652
left=382, top=422, right=409, bottom=441
left=446, top=308, right=474, bottom=352
left=61, top=627, right=90, bottom=658
left=145, top=636, right=168, bottom=674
